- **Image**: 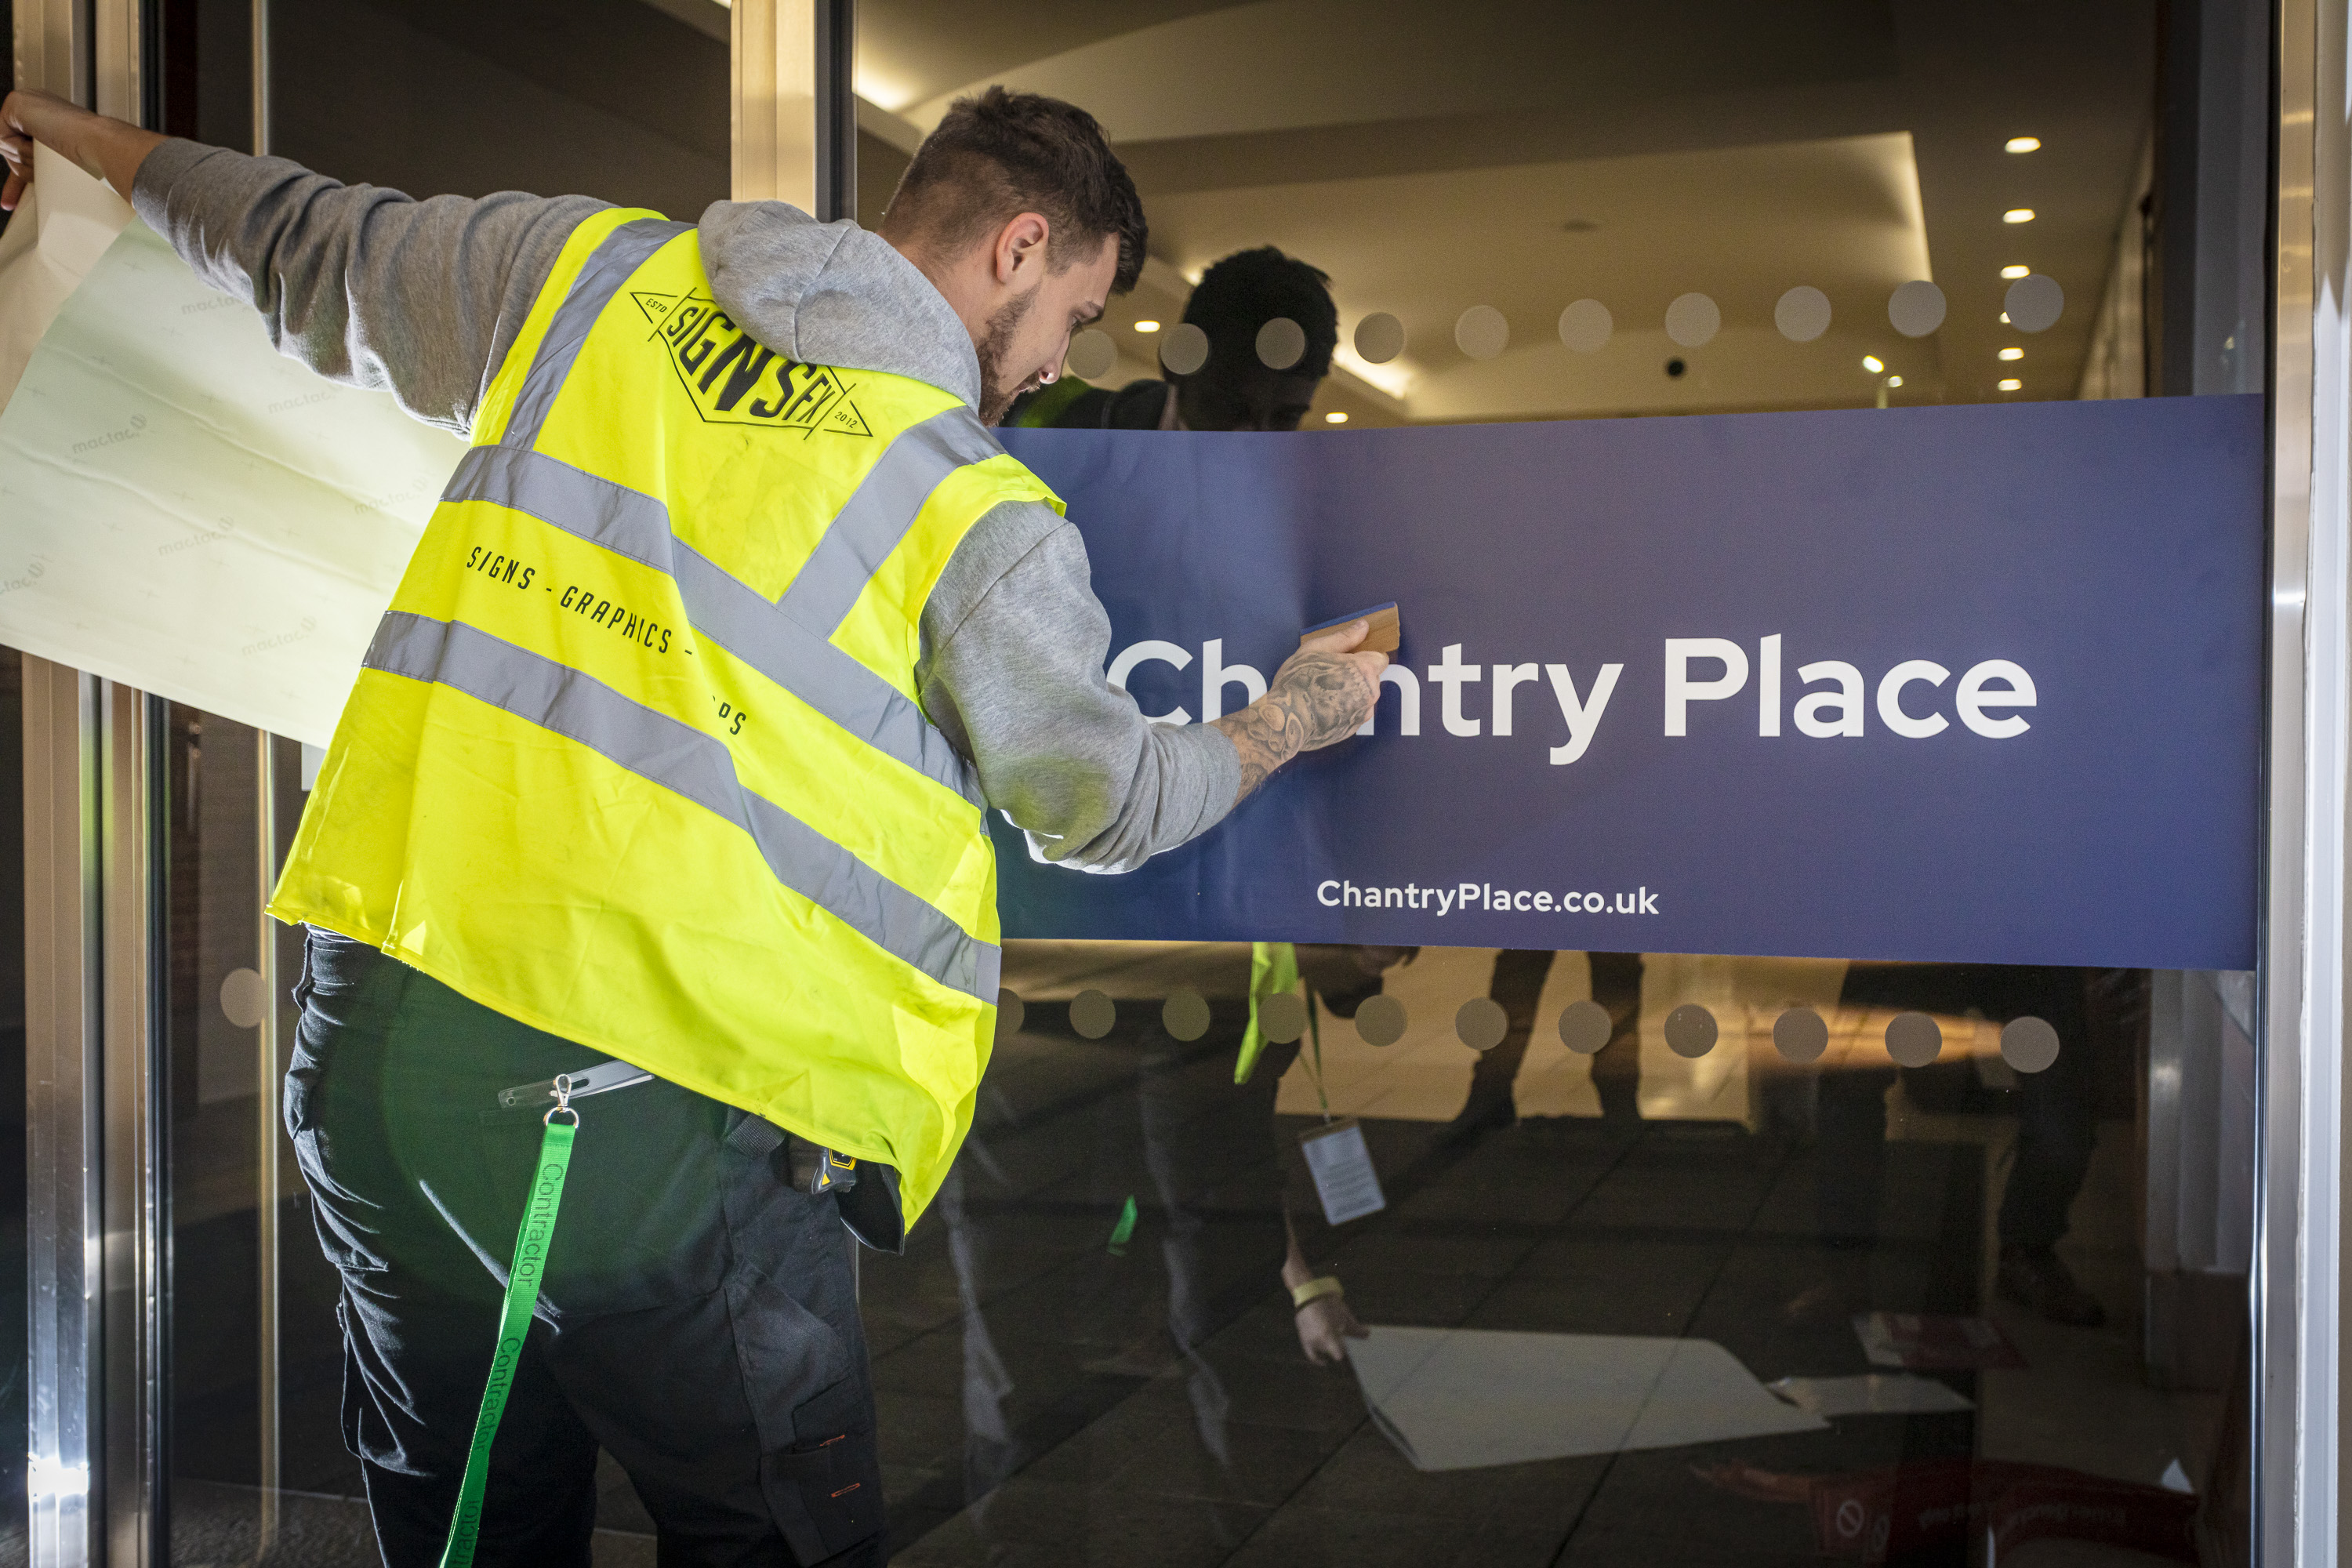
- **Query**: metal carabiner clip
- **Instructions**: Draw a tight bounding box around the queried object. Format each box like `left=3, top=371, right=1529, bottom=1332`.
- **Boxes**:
left=546, top=1071, right=583, bottom=1127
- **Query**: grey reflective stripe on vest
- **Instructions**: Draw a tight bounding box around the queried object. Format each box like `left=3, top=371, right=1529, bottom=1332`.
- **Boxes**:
left=502, top=218, right=694, bottom=448
left=445, top=445, right=674, bottom=572
left=775, top=407, right=1004, bottom=634
left=670, top=540, right=983, bottom=806
left=441, top=445, right=985, bottom=808
left=363, top=612, right=999, bottom=1002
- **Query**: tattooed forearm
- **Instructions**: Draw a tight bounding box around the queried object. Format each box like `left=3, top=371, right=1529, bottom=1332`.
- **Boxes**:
left=1210, top=644, right=1385, bottom=803
left=1212, top=700, right=1300, bottom=799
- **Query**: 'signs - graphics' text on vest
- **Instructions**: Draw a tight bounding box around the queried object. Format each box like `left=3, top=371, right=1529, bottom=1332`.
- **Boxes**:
left=268, top=210, right=1059, bottom=1221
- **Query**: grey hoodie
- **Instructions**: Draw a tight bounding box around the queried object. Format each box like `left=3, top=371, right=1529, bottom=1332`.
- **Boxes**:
left=130, top=140, right=1241, bottom=871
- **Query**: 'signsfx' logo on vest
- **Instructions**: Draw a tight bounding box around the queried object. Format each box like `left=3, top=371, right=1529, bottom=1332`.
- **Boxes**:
left=634, top=292, right=873, bottom=438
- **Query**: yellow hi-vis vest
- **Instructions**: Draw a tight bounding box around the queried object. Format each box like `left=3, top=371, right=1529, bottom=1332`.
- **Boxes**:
left=268, top=209, right=1062, bottom=1221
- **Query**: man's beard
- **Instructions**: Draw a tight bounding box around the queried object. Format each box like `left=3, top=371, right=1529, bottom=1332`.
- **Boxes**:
left=975, top=292, right=1037, bottom=426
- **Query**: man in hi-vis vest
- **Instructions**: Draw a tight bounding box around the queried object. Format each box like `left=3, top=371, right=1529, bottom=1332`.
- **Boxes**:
left=3, top=85, right=1385, bottom=1565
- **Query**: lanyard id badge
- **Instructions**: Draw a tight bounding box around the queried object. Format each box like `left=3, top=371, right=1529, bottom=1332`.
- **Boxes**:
left=1287, top=991, right=1387, bottom=1225
left=1299, top=1117, right=1386, bottom=1225
left=437, top=1076, right=583, bottom=1568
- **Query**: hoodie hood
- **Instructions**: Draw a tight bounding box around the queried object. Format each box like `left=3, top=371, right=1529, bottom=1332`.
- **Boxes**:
left=698, top=200, right=983, bottom=412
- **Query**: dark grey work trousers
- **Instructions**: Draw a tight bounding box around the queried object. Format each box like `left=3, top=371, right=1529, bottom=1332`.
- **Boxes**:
left=288, top=929, right=886, bottom=1567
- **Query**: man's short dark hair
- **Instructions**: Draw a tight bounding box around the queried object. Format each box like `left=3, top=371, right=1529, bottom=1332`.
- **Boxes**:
left=882, top=86, right=1147, bottom=293
left=1181, top=248, right=1340, bottom=379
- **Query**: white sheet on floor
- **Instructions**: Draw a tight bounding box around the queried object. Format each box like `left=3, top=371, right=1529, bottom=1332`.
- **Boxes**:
left=1767, top=1373, right=1975, bottom=1417
left=1345, top=1327, right=1825, bottom=1472
left=0, top=151, right=460, bottom=742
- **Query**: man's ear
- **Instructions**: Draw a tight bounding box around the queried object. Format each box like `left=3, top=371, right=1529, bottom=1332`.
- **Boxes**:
left=993, top=212, right=1051, bottom=285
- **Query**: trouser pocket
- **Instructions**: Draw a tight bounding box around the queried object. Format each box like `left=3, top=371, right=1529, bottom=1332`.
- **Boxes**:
left=762, top=1377, right=884, bottom=1561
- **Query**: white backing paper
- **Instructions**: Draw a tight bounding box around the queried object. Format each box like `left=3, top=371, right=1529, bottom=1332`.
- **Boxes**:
left=1345, top=1327, right=1825, bottom=1472
left=1768, top=1373, right=1975, bottom=1417
left=0, top=153, right=463, bottom=742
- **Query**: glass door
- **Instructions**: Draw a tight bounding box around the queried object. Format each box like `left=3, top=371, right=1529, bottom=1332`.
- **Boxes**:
left=848, top=5, right=2263, bottom=1565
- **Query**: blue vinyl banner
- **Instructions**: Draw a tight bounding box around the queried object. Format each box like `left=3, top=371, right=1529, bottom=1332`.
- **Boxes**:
left=993, top=395, right=2263, bottom=971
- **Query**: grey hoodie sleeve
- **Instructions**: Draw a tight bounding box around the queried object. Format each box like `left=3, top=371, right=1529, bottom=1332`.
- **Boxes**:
left=129, top=139, right=607, bottom=436
left=919, top=502, right=1243, bottom=873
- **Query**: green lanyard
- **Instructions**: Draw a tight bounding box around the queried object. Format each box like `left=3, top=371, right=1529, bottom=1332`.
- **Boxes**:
left=437, top=1079, right=582, bottom=1568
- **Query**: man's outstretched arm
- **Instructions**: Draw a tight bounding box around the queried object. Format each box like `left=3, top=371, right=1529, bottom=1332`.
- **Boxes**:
left=0, top=88, right=164, bottom=207
left=2, top=89, right=604, bottom=435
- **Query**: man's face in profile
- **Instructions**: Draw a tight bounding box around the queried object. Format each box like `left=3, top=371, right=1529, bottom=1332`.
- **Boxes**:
left=1175, top=356, right=1324, bottom=432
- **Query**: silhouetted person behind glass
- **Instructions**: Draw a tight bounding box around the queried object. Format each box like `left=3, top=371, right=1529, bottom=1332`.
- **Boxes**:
left=1795, top=963, right=2107, bottom=1328
left=1011, top=245, right=1338, bottom=432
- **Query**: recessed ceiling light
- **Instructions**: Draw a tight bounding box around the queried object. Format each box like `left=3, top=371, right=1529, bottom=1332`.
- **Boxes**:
left=1999, top=378, right=2023, bottom=391
left=1999, top=347, right=2024, bottom=361
left=2002, top=264, right=2031, bottom=279
left=1134, top=320, right=1161, bottom=332
left=2004, top=209, right=2036, bottom=224
left=1886, top=376, right=1904, bottom=388
left=1325, top=412, right=1348, bottom=424
left=1862, top=355, right=1885, bottom=373
left=2005, top=136, right=2042, bottom=153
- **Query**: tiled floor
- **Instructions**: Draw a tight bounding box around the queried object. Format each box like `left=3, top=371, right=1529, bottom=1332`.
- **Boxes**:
left=862, top=988, right=2016, bottom=1566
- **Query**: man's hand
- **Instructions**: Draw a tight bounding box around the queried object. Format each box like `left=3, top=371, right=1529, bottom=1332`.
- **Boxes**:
left=2, top=89, right=168, bottom=212
left=1295, top=1292, right=1371, bottom=1365
left=1210, top=619, right=1388, bottom=800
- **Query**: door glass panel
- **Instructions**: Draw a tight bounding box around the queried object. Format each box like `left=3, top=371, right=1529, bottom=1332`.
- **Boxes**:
left=0, top=651, right=27, bottom=1559
left=855, top=5, right=2260, bottom=1566
left=142, top=2, right=728, bottom=1556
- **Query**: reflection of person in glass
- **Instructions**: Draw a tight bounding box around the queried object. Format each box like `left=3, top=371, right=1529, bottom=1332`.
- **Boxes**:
left=1015, top=241, right=1367, bottom=1363
left=1011, top=245, right=1338, bottom=432
left=948, top=252, right=1369, bottom=1519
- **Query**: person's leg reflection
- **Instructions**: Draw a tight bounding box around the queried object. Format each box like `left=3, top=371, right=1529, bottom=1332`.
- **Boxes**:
left=1455, top=951, right=1643, bottom=1138
left=1139, top=1029, right=1297, bottom=1466
left=1788, top=1064, right=1894, bottom=1326
left=1452, top=949, right=1552, bottom=1136
left=1995, top=971, right=2105, bottom=1326
left=1587, top=952, right=1645, bottom=1123
left=936, top=1163, right=1023, bottom=1504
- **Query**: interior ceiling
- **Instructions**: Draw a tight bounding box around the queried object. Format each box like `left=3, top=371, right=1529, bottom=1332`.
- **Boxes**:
left=857, top=0, right=2158, bottom=422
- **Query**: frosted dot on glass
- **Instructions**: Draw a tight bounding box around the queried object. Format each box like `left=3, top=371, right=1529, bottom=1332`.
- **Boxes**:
left=1888, top=280, right=1947, bottom=338
left=1162, top=987, right=1210, bottom=1042
left=1353, top=312, right=1406, bottom=365
left=220, top=967, right=267, bottom=1029
left=1773, top=1007, right=1829, bottom=1062
left=1256, top=316, right=1307, bottom=371
left=1160, top=322, right=1210, bottom=376
left=1663, top=1003, right=1718, bottom=1058
left=1070, top=989, right=1116, bottom=1040
left=2003, top=274, right=2065, bottom=333
left=1455, top=306, right=1509, bottom=361
left=1456, top=996, right=1508, bottom=1051
left=2001, top=1015, right=2061, bottom=1073
left=1259, top=992, right=1308, bottom=1045
left=1065, top=328, right=1116, bottom=382
left=1885, top=1011, right=1942, bottom=1066
left=1664, top=293, right=1720, bottom=349
left=1558, top=299, right=1613, bottom=353
left=995, top=989, right=1025, bottom=1041
left=1356, top=993, right=1406, bottom=1047
left=1775, top=286, right=1832, bottom=343
left=1557, top=999, right=1611, bottom=1054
